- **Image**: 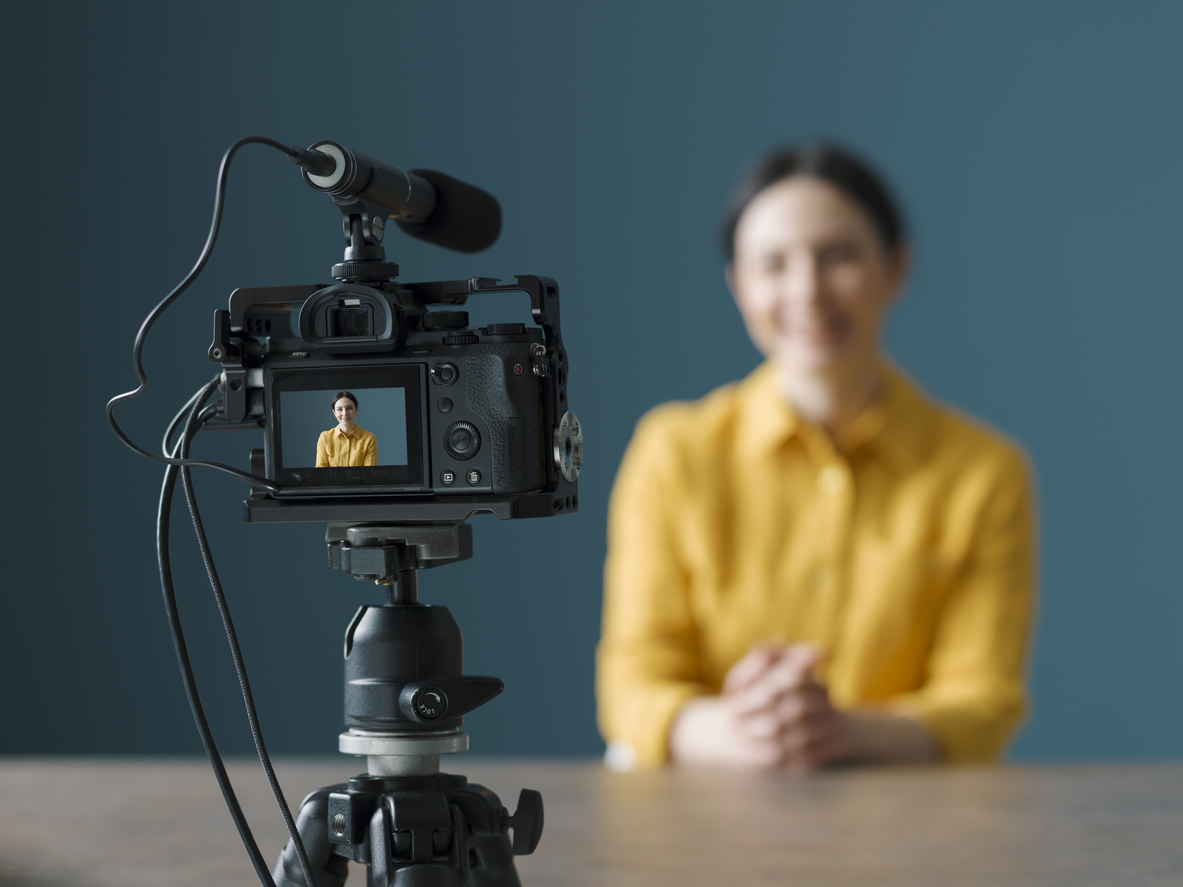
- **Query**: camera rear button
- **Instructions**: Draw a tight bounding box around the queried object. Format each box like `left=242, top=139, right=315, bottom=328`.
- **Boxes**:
left=441, top=470, right=456, bottom=486
left=466, top=469, right=482, bottom=485
left=438, top=397, right=453, bottom=413
left=431, top=363, right=458, bottom=385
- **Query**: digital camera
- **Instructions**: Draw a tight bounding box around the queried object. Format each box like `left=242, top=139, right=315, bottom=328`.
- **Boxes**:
left=207, top=271, right=581, bottom=525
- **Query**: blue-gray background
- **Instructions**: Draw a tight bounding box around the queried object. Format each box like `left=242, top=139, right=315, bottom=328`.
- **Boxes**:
left=3, top=1, right=1180, bottom=761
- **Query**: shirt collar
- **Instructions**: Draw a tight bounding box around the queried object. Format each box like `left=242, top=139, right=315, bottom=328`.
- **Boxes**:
left=738, top=361, right=800, bottom=453
left=739, top=359, right=931, bottom=469
left=334, top=424, right=358, bottom=438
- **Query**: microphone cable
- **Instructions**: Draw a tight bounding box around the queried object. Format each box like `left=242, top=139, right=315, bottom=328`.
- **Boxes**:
left=158, top=378, right=316, bottom=887
left=107, top=135, right=316, bottom=492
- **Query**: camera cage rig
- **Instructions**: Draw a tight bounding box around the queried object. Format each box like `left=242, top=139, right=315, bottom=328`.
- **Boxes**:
left=209, top=272, right=581, bottom=524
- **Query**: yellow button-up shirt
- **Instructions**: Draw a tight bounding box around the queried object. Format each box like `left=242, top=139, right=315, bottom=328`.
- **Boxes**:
left=597, top=361, right=1037, bottom=766
left=315, top=424, right=378, bottom=468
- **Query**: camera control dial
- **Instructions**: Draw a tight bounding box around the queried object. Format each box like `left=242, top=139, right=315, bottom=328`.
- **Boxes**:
left=444, top=421, right=481, bottom=460
left=554, top=411, right=583, bottom=483
left=330, top=260, right=400, bottom=282
left=423, top=311, right=469, bottom=330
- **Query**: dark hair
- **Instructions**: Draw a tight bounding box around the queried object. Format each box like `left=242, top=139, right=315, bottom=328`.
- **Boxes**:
left=721, top=144, right=906, bottom=261
left=331, top=391, right=358, bottom=410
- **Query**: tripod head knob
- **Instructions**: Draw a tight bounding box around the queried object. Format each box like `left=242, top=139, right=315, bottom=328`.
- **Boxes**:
left=400, top=676, right=505, bottom=724
left=510, top=789, right=544, bottom=855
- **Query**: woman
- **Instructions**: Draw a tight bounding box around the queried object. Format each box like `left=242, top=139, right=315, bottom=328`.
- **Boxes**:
left=315, top=391, right=378, bottom=468
left=596, top=146, right=1037, bottom=770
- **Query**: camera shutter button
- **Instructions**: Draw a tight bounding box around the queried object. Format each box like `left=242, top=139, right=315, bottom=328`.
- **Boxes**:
left=444, top=421, right=481, bottom=460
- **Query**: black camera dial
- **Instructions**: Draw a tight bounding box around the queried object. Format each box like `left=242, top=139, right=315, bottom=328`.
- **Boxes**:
left=554, top=411, right=583, bottom=482
left=444, top=421, right=481, bottom=460
left=422, top=310, right=469, bottom=330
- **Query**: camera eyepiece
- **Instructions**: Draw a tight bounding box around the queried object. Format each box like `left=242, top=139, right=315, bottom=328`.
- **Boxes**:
left=295, top=284, right=407, bottom=354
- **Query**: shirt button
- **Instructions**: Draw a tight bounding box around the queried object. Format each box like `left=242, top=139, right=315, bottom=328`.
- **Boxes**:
left=817, top=465, right=847, bottom=495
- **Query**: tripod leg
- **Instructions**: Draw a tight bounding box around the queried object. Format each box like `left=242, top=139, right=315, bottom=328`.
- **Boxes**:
left=272, top=789, right=351, bottom=887
left=468, top=836, right=522, bottom=887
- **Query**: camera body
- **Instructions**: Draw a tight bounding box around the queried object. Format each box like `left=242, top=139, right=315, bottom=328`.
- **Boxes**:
left=208, top=272, right=580, bottom=524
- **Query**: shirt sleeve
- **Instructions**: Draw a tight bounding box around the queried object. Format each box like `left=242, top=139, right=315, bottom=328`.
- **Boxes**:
left=882, top=446, right=1038, bottom=762
left=596, top=409, right=709, bottom=768
left=316, top=432, right=329, bottom=468
left=364, top=432, right=377, bottom=467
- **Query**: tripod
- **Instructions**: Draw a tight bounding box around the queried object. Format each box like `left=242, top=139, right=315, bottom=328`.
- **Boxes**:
left=272, top=523, right=543, bottom=887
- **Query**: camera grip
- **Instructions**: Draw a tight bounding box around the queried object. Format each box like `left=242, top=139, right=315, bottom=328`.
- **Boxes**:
left=465, top=348, right=544, bottom=494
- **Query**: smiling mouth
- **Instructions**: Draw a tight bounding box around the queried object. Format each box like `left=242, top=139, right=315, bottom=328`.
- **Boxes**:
left=793, top=324, right=844, bottom=342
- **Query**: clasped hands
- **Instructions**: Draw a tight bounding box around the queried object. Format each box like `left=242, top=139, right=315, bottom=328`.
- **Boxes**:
left=668, top=643, right=851, bottom=770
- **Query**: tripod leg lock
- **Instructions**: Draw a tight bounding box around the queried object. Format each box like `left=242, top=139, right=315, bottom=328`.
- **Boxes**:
left=508, top=789, right=544, bottom=856
left=370, top=793, right=470, bottom=887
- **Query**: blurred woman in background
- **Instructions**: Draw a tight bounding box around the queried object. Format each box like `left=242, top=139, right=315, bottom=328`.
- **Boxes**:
left=597, top=146, right=1037, bottom=770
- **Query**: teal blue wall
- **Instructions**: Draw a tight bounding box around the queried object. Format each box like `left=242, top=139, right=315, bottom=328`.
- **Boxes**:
left=3, top=1, right=1180, bottom=760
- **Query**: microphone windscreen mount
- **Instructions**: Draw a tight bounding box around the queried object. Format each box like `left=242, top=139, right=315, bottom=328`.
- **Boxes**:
left=395, top=169, right=502, bottom=253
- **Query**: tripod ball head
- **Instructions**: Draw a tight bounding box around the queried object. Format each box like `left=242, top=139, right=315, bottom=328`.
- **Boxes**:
left=344, top=604, right=503, bottom=733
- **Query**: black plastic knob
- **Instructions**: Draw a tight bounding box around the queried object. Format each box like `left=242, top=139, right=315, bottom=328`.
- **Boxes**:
left=412, top=687, right=448, bottom=720
left=398, top=676, right=505, bottom=724
left=510, top=789, right=544, bottom=855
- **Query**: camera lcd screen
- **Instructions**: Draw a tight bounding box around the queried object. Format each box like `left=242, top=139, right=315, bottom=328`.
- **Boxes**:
left=279, top=387, right=407, bottom=468
left=268, top=364, right=426, bottom=491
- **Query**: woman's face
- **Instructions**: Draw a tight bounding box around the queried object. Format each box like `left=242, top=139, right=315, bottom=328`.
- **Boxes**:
left=727, top=176, right=907, bottom=378
left=333, top=398, right=358, bottom=429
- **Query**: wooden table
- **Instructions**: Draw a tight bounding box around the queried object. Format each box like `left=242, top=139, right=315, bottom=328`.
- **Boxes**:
left=1, top=758, right=1180, bottom=886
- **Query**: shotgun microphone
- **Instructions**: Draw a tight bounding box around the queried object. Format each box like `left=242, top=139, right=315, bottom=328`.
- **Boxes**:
left=294, top=140, right=501, bottom=253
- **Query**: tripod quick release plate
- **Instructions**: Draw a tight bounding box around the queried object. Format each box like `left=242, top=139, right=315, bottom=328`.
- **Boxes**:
left=327, top=523, right=474, bottom=580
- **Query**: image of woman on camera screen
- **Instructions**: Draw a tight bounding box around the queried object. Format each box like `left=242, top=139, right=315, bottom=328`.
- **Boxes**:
left=597, top=145, right=1037, bottom=771
left=315, top=391, right=378, bottom=468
